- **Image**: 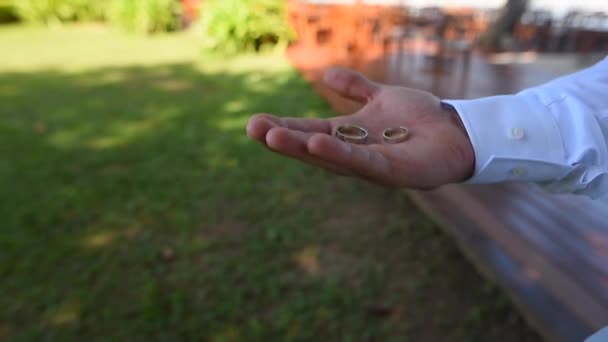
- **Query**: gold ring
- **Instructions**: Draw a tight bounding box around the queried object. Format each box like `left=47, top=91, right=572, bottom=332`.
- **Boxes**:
left=382, top=126, right=409, bottom=144
left=335, top=124, right=368, bottom=144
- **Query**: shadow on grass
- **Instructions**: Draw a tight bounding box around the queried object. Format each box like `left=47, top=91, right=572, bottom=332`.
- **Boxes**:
left=1, top=61, right=326, bottom=228
left=0, top=62, right=539, bottom=341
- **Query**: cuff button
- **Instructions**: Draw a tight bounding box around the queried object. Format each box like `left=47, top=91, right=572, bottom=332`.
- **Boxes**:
left=509, top=127, right=526, bottom=140
left=509, top=167, right=528, bottom=177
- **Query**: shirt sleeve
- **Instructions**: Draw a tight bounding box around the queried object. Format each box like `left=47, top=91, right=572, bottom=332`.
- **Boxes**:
left=585, top=327, right=608, bottom=342
left=443, top=57, right=608, bottom=199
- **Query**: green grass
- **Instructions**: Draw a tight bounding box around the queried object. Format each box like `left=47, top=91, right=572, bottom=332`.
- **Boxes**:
left=0, top=24, right=541, bottom=341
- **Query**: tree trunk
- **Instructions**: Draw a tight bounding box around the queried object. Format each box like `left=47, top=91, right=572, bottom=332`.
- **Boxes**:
left=481, top=0, right=528, bottom=51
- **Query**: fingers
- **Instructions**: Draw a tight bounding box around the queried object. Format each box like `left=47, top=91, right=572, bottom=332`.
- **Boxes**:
left=307, top=133, right=392, bottom=181
left=247, top=114, right=332, bottom=142
left=323, top=68, right=380, bottom=103
left=280, top=116, right=332, bottom=134
left=248, top=113, right=394, bottom=180
left=246, top=114, right=281, bottom=143
left=265, top=127, right=352, bottom=176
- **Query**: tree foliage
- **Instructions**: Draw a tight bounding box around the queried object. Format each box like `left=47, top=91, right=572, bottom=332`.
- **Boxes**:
left=197, top=0, right=294, bottom=54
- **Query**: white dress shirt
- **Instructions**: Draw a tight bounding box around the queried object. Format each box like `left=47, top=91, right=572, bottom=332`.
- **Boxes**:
left=586, top=326, right=608, bottom=342
left=444, top=57, right=608, bottom=200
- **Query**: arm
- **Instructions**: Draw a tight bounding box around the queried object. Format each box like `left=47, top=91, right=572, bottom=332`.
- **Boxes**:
left=445, top=57, right=608, bottom=198
left=246, top=58, right=608, bottom=199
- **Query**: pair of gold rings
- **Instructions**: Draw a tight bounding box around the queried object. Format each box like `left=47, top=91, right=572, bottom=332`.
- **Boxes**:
left=335, top=125, right=409, bottom=144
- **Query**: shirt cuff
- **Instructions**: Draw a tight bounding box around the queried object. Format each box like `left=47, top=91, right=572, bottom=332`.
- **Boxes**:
left=586, top=327, right=608, bottom=342
left=443, top=94, right=571, bottom=183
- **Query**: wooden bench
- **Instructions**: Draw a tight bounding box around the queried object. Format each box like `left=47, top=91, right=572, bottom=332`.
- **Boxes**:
left=411, top=184, right=608, bottom=342
left=287, top=46, right=608, bottom=341
left=287, top=0, right=407, bottom=58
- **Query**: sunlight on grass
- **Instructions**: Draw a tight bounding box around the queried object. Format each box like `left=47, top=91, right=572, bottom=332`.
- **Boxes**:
left=45, top=299, right=80, bottom=326
left=206, top=153, right=239, bottom=170
left=83, top=231, right=115, bottom=249
left=294, top=244, right=321, bottom=276
left=303, top=109, right=326, bottom=118
left=86, top=118, right=164, bottom=150
left=0, top=84, right=19, bottom=96
left=47, top=129, right=86, bottom=149
left=0, top=25, right=202, bottom=72
left=223, top=100, right=247, bottom=113
left=92, top=70, right=128, bottom=85
left=155, top=79, right=193, bottom=92
left=196, top=53, right=292, bottom=75
left=47, top=110, right=180, bottom=150
left=215, top=116, right=250, bottom=131
left=86, top=136, right=128, bottom=150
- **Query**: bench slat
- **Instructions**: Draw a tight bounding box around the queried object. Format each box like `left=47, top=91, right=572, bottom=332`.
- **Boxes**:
left=413, top=184, right=608, bottom=337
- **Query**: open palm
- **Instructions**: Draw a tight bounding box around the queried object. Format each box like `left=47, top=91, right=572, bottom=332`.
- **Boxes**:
left=246, top=68, right=474, bottom=189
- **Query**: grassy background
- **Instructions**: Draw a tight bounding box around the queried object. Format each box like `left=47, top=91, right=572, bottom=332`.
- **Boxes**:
left=0, top=25, right=541, bottom=341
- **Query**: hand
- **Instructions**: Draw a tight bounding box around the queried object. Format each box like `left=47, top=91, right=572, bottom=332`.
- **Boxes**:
left=246, top=68, right=475, bottom=189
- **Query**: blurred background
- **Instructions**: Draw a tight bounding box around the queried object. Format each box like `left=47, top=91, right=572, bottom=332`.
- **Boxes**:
left=1, top=0, right=606, bottom=341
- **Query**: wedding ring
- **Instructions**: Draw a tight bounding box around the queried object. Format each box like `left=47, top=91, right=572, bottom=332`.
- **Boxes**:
left=335, top=124, right=368, bottom=144
left=382, top=126, right=410, bottom=144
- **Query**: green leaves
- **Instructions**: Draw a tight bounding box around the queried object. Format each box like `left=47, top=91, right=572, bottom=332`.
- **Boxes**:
left=12, top=0, right=106, bottom=25
left=106, top=0, right=181, bottom=34
left=12, top=0, right=180, bottom=34
left=12, top=0, right=293, bottom=40
left=197, top=0, right=295, bottom=54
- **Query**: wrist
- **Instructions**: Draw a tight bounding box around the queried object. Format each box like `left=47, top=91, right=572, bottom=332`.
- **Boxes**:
left=441, top=101, right=475, bottom=181
left=441, top=102, right=466, bottom=134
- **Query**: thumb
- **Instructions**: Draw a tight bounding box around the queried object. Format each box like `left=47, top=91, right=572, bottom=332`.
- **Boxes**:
left=323, top=67, right=380, bottom=103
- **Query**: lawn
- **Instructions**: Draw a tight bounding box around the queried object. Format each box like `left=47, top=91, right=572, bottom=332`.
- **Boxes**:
left=0, top=25, right=541, bottom=341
